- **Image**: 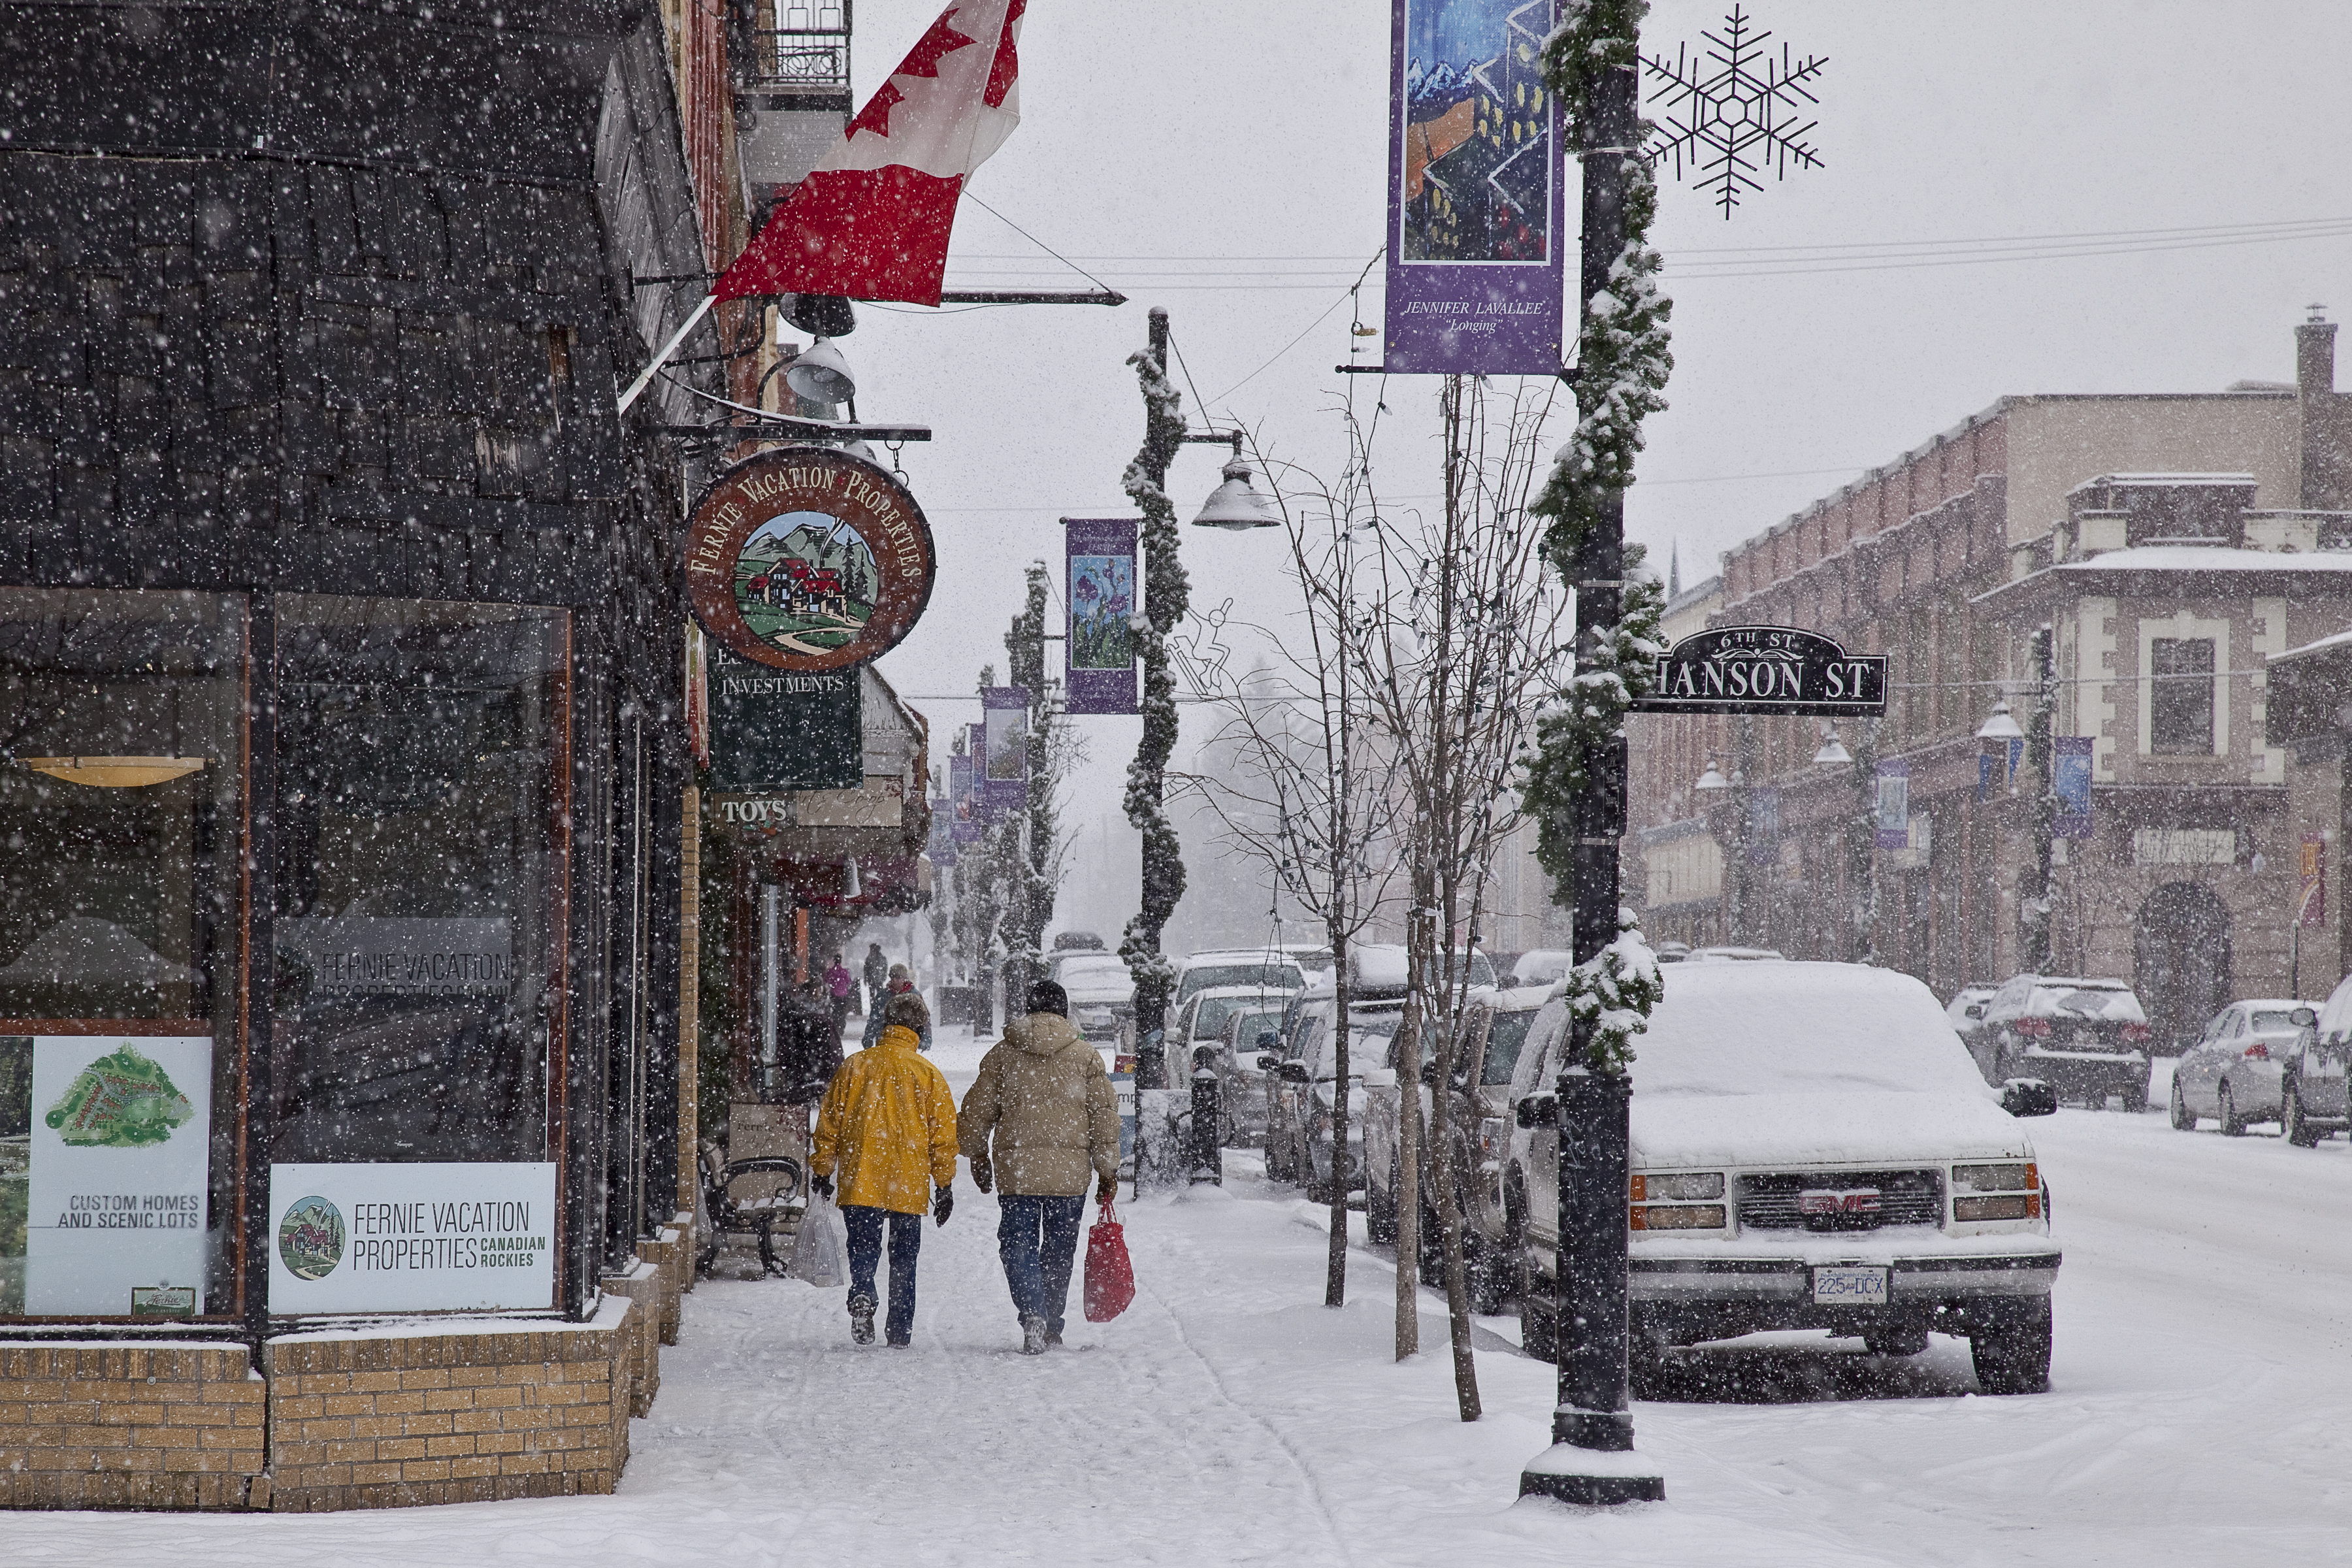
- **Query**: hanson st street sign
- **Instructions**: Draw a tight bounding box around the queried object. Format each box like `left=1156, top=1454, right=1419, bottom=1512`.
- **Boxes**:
left=1627, top=625, right=1887, bottom=717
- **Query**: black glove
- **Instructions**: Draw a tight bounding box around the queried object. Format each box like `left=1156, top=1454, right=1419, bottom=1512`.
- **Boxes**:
left=1097, top=1177, right=1118, bottom=1207
left=933, top=1188, right=954, bottom=1227
left=809, top=1173, right=833, bottom=1199
left=970, top=1155, right=994, bottom=1194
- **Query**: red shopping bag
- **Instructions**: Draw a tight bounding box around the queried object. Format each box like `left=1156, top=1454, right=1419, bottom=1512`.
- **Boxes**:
left=1083, top=1200, right=1135, bottom=1322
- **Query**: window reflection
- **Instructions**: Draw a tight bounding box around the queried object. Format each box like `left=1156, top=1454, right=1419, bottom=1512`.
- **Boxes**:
left=271, top=597, right=568, bottom=1166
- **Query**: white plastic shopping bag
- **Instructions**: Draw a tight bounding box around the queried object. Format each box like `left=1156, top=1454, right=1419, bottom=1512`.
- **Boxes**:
left=789, top=1190, right=848, bottom=1288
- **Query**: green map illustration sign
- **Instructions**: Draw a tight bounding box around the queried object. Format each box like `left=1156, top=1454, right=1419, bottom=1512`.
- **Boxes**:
left=18, top=1034, right=212, bottom=1316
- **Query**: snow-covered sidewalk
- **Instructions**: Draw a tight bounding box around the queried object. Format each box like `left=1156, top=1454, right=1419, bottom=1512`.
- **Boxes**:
left=18, top=1053, right=2352, bottom=1565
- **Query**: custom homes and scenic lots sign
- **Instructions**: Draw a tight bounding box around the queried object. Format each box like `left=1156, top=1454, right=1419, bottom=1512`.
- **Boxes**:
left=687, top=447, right=938, bottom=672
left=1628, top=625, right=1888, bottom=717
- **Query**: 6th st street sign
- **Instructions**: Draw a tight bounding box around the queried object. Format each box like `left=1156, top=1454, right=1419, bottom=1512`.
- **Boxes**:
left=1627, top=625, right=1887, bottom=717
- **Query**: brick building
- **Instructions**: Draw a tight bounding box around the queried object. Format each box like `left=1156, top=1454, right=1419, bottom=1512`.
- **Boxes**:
left=1618, top=314, right=2352, bottom=1041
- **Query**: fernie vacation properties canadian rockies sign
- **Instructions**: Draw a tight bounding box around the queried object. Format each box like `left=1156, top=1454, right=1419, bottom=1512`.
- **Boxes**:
left=686, top=447, right=938, bottom=672
left=1627, top=625, right=1888, bottom=717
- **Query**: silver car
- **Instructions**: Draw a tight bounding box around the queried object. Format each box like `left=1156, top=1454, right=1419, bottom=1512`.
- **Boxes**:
left=1049, top=951, right=1137, bottom=1041
left=2170, top=998, right=2319, bottom=1135
left=1173, top=985, right=1290, bottom=1145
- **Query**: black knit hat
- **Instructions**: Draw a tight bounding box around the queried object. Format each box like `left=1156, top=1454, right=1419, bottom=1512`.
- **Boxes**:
left=1026, top=979, right=1069, bottom=1017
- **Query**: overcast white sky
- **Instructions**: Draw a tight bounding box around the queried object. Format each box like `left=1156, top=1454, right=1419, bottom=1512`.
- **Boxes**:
left=825, top=1, right=2352, bottom=943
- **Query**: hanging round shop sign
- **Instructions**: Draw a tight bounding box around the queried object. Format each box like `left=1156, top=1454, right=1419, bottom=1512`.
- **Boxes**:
left=684, top=446, right=938, bottom=672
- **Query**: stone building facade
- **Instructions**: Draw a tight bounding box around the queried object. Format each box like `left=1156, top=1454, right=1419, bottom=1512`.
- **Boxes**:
left=1618, top=315, right=2352, bottom=1042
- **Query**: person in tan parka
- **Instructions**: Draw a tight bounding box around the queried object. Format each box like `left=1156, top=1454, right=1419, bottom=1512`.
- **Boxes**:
left=811, top=990, right=958, bottom=1347
left=959, top=978, right=1120, bottom=1354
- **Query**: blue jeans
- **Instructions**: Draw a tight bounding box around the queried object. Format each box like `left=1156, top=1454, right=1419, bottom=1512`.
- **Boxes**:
left=841, top=1205, right=923, bottom=1345
left=997, top=1195, right=1086, bottom=1335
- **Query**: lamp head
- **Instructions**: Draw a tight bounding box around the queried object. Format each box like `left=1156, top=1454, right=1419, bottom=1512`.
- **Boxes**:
left=1812, top=725, right=1852, bottom=766
left=787, top=293, right=858, bottom=338
left=1694, top=755, right=1730, bottom=792
left=1191, top=457, right=1280, bottom=529
left=1976, top=700, right=2025, bottom=741
left=786, top=336, right=857, bottom=405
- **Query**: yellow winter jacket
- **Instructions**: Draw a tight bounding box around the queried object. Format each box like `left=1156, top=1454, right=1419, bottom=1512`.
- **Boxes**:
left=811, top=1024, right=959, bottom=1215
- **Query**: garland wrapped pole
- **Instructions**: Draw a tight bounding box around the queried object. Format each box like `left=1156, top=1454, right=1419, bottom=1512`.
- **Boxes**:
left=1120, top=307, right=1190, bottom=1083
left=1518, top=0, right=1672, bottom=1507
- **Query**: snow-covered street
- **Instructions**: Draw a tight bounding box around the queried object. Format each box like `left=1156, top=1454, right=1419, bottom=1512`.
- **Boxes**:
left=11, top=1049, right=2352, bottom=1565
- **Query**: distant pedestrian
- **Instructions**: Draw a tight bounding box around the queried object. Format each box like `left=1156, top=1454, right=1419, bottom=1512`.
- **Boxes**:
left=958, top=979, right=1120, bottom=1354
left=887, top=962, right=932, bottom=1049
left=862, top=941, right=890, bottom=1015
left=810, top=991, right=958, bottom=1348
left=825, top=951, right=854, bottom=1032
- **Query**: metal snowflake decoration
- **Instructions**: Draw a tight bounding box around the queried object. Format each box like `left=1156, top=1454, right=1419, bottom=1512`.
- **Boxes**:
left=1644, top=7, right=1826, bottom=218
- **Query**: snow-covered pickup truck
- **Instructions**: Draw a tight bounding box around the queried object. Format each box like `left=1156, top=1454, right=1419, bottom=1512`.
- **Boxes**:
left=1509, top=960, right=2061, bottom=1396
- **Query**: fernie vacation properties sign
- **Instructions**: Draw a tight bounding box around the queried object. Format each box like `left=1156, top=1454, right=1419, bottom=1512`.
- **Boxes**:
left=268, top=1162, right=557, bottom=1313
left=685, top=447, right=938, bottom=672
left=1628, top=626, right=1888, bottom=717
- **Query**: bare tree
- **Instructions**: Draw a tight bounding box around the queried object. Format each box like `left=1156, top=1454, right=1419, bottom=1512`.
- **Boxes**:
left=1171, top=407, right=1403, bottom=1312
left=1350, top=373, right=1576, bottom=1418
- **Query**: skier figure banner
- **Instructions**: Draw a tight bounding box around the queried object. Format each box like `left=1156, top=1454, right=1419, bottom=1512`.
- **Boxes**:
left=1383, top=0, right=1566, bottom=374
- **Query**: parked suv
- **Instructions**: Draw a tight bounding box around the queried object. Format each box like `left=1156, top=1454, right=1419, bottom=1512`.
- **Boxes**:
left=2170, top=998, right=2319, bottom=1135
left=1976, top=975, right=2153, bottom=1109
left=2273, top=977, right=2352, bottom=1147
left=1361, top=983, right=1552, bottom=1313
left=1507, top=961, right=2060, bottom=1396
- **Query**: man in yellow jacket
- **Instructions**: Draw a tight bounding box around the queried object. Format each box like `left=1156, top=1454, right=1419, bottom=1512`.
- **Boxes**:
left=959, top=979, right=1120, bottom=1354
left=811, top=991, right=958, bottom=1347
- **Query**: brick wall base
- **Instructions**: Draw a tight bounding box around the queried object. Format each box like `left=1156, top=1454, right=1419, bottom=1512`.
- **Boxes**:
left=0, top=1343, right=267, bottom=1510
left=261, top=1295, right=636, bottom=1512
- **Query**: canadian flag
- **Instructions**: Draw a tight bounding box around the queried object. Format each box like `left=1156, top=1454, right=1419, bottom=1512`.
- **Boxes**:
left=715, top=0, right=1026, bottom=307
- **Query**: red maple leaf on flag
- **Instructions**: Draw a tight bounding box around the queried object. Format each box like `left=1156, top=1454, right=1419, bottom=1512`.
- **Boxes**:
left=847, top=8, right=979, bottom=140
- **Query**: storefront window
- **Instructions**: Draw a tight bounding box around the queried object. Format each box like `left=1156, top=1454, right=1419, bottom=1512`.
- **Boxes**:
left=270, top=597, right=568, bottom=1168
left=0, top=589, right=246, bottom=1318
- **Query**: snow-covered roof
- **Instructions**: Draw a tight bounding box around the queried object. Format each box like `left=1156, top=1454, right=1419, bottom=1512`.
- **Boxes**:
left=2070, top=472, right=2259, bottom=487
left=2274, top=625, right=2352, bottom=662
left=2058, top=547, right=2352, bottom=572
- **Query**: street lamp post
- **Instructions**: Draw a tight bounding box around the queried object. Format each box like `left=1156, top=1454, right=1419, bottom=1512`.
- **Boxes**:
left=2024, top=625, right=2058, bottom=974
left=1520, top=44, right=1666, bottom=1509
left=1121, top=305, right=1277, bottom=1092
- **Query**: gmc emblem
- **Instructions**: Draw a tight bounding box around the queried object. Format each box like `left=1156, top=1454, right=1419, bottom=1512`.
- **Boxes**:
left=1799, top=1188, right=1880, bottom=1218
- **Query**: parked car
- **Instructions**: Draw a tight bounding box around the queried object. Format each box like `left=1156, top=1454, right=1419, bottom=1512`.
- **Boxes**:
left=1507, top=960, right=2059, bottom=1396
left=1047, top=951, right=1136, bottom=1041
left=1946, top=985, right=1999, bottom=1077
left=1686, top=946, right=1786, bottom=963
left=1349, top=941, right=1499, bottom=994
left=1172, top=984, right=1290, bottom=1144
left=1976, top=974, right=2153, bottom=1109
left=1360, top=984, right=1553, bottom=1313
left=2279, top=975, right=2352, bottom=1146
left=2170, top=998, right=2319, bottom=1135
left=1278, top=942, right=1336, bottom=990
left=1501, top=949, right=1574, bottom=989
left=1652, top=941, right=1692, bottom=964
left=1264, top=991, right=1400, bottom=1200
left=1173, top=949, right=1307, bottom=1012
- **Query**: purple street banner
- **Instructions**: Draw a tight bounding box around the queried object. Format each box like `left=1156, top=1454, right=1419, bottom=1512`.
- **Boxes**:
left=1874, top=759, right=1910, bottom=849
left=1383, top=0, right=1565, bottom=374
left=980, top=687, right=1030, bottom=810
left=1065, top=518, right=1139, bottom=715
left=950, top=748, right=981, bottom=842
left=2053, top=736, right=2094, bottom=840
